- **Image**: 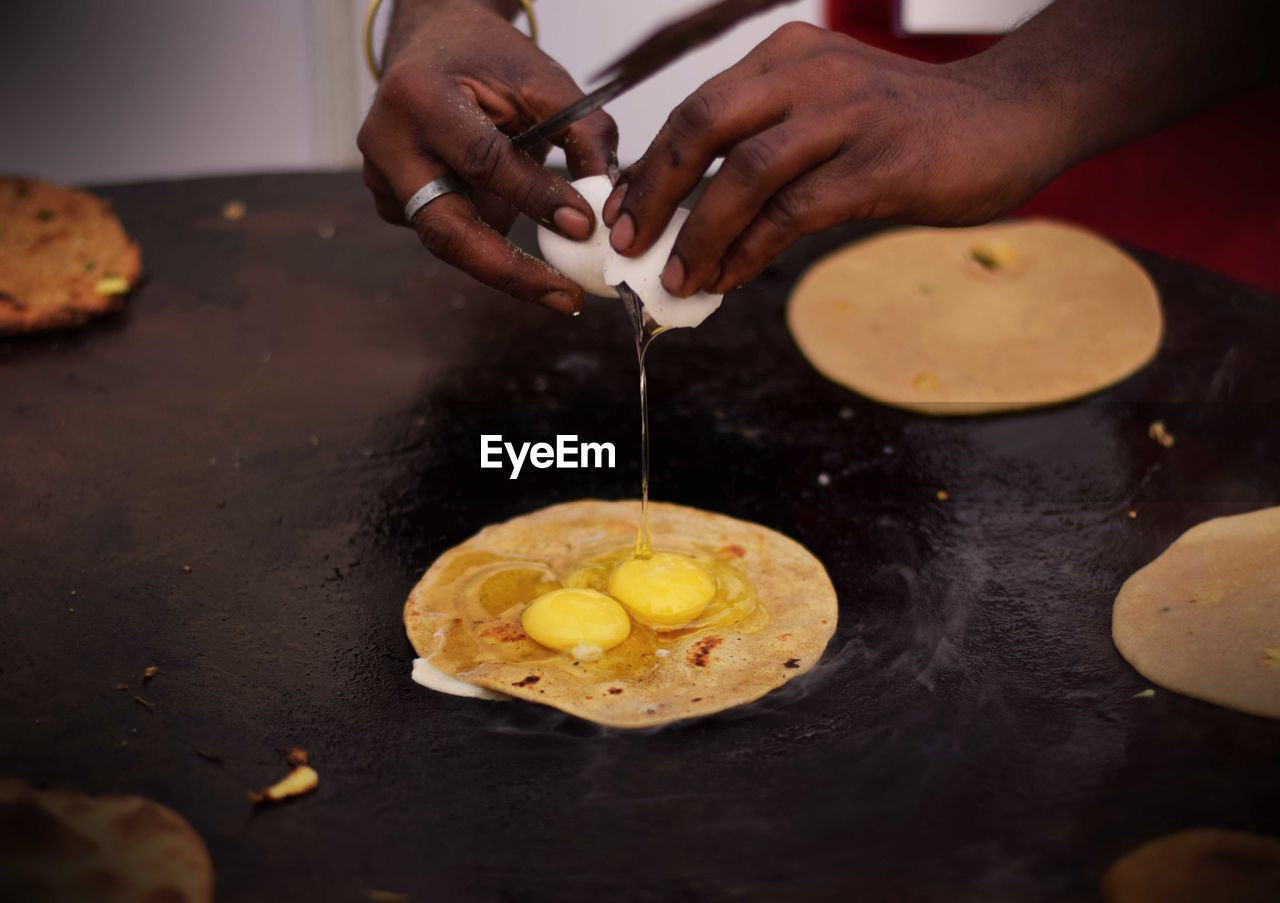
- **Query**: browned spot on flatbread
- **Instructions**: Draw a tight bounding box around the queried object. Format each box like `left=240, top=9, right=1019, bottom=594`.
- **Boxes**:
left=784, top=658, right=800, bottom=669
left=687, top=636, right=723, bottom=668
left=720, top=544, right=746, bottom=558
left=141, top=888, right=189, bottom=903
left=511, top=675, right=540, bottom=688
left=480, top=622, right=526, bottom=643
left=607, top=687, right=623, bottom=695
left=111, top=802, right=186, bottom=839
left=78, top=867, right=133, bottom=895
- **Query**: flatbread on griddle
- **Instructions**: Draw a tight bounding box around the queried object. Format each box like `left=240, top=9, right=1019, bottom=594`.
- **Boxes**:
left=404, top=500, right=838, bottom=728
left=0, top=779, right=214, bottom=903
left=1112, top=506, right=1280, bottom=719
left=1101, top=828, right=1280, bottom=903
left=0, top=178, right=142, bottom=333
left=786, top=219, right=1163, bottom=415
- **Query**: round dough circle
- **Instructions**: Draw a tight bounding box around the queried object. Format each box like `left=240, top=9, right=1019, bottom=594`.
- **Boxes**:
left=536, top=175, right=618, bottom=299
left=0, top=780, right=214, bottom=903
left=1101, top=828, right=1280, bottom=903
left=404, top=499, right=838, bottom=728
left=786, top=219, right=1163, bottom=415
left=1112, top=506, right=1280, bottom=719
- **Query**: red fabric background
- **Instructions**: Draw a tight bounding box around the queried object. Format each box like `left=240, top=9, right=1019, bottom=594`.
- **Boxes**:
left=826, top=0, right=1280, bottom=294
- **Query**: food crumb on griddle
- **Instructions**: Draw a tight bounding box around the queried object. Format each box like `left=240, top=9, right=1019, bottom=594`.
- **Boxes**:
left=936, top=489, right=950, bottom=501
left=142, top=665, right=159, bottom=683
left=784, top=658, right=801, bottom=669
left=196, top=750, right=225, bottom=764
left=133, top=696, right=156, bottom=714
left=182, top=564, right=192, bottom=573
left=249, top=764, right=318, bottom=806
left=511, top=675, right=541, bottom=688
left=1147, top=420, right=1176, bottom=448
left=1128, top=509, right=1138, bottom=519
left=1133, top=689, right=1155, bottom=699
left=115, top=682, right=128, bottom=691
left=285, top=747, right=309, bottom=766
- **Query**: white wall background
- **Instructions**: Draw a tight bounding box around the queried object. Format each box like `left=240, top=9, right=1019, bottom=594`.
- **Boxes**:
left=0, top=1, right=1038, bottom=186
left=0, top=1, right=821, bottom=185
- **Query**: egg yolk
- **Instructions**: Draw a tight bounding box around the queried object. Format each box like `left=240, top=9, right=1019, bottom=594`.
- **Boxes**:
left=607, top=552, right=717, bottom=628
left=521, top=588, right=631, bottom=660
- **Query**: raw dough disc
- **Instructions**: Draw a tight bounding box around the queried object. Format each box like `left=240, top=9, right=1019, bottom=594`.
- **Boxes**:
left=1112, top=506, right=1280, bottom=719
left=404, top=499, right=838, bottom=728
left=1101, top=828, right=1280, bottom=903
left=786, top=219, right=1163, bottom=415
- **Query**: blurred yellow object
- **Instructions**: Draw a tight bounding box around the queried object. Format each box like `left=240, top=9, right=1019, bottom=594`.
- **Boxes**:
left=364, top=0, right=538, bottom=82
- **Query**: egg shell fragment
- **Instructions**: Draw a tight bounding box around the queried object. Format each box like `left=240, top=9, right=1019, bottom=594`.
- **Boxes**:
left=536, top=175, right=618, bottom=299
left=602, top=207, right=723, bottom=329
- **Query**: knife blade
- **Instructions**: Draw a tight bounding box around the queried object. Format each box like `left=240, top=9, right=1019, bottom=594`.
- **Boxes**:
left=512, top=0, right=801, bottom=151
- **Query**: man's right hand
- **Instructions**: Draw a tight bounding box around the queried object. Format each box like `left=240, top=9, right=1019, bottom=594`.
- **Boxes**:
left=357, top=0, right=618, bottom=314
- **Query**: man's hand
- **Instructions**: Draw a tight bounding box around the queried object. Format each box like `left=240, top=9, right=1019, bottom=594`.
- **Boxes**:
left=601, top=22, right=1061, bottom=299
left=357, top=0, right=618, bottom=314
left=606, top=0, right=1279, bottom=301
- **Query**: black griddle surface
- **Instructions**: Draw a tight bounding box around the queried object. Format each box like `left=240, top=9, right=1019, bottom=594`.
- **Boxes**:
left=2, top=173, right=1278, bottom=902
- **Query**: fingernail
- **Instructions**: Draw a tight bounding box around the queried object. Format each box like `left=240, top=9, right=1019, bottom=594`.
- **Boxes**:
left=539, top=290, right=577, bottom=315
left=603, top=184, right=627, bottom=226
left=661, top=255, right=686, bottom=296
left=610, top=213, right=635, bottom=253
left=553, top=206, right=592, bottom=240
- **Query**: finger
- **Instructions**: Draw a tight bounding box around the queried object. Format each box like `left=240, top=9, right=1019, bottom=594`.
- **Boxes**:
left=416, top=194, right=585, bottom=313
left=663, top=122, right=842, bottom=296
left=425, top=100, right=597, bottom=241
left=380, top=150, right=584, bottom=313
left=712, top=168, right=852, bottom=294
left=606, top=77, right=785, bottom=259
left=372, top=191, right=403, bottom=224
left=363, top=161, right=403, bottom=225
left=557, top=108, right=619, bottom=180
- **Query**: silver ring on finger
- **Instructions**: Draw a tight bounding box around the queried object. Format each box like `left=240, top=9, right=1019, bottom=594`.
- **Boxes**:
left=403, top=174, right=466, bottom=225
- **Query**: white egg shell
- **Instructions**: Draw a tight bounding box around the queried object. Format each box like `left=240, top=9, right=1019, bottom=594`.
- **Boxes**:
left=411, top=658, right=508, bottom=701
left=536, top=175, right=618, bottom=299
left=602, top=207, right=723, bottom=329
